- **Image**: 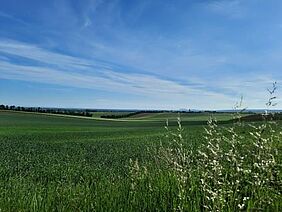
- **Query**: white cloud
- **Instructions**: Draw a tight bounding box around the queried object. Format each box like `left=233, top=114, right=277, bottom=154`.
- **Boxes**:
left=0, top=40, right=92, bottom=70
left=0, top=39, right=239, bottom=109
left=0, top=39, right=278, bottom=109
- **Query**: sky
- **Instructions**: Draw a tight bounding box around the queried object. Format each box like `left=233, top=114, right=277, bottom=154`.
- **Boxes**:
left=0, top=0, right=282, bottom=110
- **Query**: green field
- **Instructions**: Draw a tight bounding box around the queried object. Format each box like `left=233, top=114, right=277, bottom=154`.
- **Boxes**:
left=91, top=111, right=134, bottom=118
left=90, top=110, right=238, bottom=121
left=122, top=112, right=235, bottom=121
left=0, top=111, right=281, bottom=211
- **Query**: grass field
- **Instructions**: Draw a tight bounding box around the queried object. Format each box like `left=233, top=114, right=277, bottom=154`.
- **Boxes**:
left=90, top=111, right=239, bottom=121
left=0, top=110, right=281, bottom=211
left=122, top=112, right=236, bottom=121
left=91, top=111, right=134, bottom=118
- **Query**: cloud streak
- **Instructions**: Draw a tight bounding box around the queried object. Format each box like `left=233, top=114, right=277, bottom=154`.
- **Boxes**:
left=205, top=0, right=245, bottom=19
left=0, top=39, right=239, bottom=109
left=0, top=10, right=29, bottom=25
left=0, top=38, right=279, bottom=109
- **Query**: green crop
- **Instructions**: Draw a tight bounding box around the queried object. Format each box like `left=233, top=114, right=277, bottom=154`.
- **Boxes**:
left=0, top=110, right=281, bottom=211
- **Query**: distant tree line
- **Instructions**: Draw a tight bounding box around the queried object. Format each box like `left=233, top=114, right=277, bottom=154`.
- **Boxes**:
left=1, top=104, right=234, bottom=119
left=0, top=105, right=92, bottom=117
left=100, top=110, right=206, bottom=119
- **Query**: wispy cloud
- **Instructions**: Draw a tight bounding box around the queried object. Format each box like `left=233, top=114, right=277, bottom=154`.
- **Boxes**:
left=0, top=39, right=279, bottom=109
left=0, top=40, right=213, bottom=96
left=0, top=40, right=92, bottom=70
left=205, top=0, right=245, bottom=19
left=0, top=39, right=238, bottom=109
left=0, top=11, right=29, bottom=25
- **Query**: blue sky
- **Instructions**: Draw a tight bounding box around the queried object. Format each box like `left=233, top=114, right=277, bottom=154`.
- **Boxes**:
left=0, top=0, right=281, bottom=110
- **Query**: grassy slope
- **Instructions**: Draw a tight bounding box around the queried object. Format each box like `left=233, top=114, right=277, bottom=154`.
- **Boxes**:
left=91, top=111, right=133, bottom=118
left=122, top=112, right=238, bottom=121
left=0, top=111, right=280, bottom=211
left=0, top=111, right=205, bottom=210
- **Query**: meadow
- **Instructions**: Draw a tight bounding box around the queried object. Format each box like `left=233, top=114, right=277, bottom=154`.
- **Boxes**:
left=0, top=110, right=281, bottom=211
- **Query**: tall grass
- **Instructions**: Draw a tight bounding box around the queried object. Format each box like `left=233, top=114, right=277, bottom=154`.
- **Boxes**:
left=128, top=83, right=282, bottom=211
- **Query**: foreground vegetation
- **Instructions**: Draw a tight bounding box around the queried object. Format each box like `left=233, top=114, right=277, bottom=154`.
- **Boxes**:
left=0, top=107, right=281, bottom=211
